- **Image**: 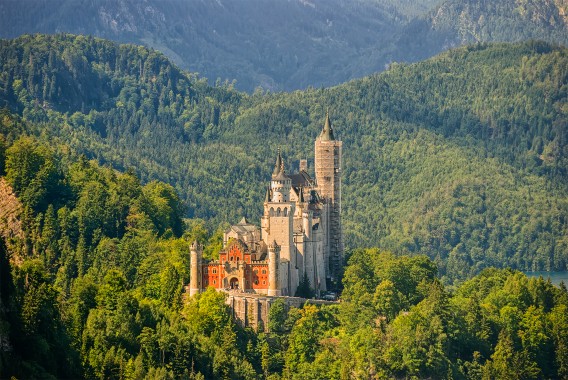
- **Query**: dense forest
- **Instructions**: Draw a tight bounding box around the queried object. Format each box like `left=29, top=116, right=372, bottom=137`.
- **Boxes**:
left=0, top=0, right=566, bottom=91
left=0, top=33, right=567, bottom=378
left=0, top=128, right=567, bottom=378
left=0, top=34, right=566, bottom=281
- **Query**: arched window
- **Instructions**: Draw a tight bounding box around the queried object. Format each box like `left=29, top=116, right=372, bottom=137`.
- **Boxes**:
left=212, top=269, right=217, bottom=274
left=269, top=207, right=274, bottom=216
left=262, top=269, right=266, bottom=274
left=283, top=207, right=288, bottom=216
left=277, top=208, right=281, bottom=217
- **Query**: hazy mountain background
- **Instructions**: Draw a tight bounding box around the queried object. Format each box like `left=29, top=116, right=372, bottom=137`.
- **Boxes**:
left=1, top=0, right=566, bottom=92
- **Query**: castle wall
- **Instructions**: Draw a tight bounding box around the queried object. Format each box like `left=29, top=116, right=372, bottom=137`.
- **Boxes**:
left=262, top=206, right=298, bottom=296
left=226, top=292, right=337, bottom=331
left=315, top=233, right=326, bottom=292
left=303, top=238, right=315, bottom=290
left=251, top=263, right=269, bottom=291
left=280, top=260, right=290, bottom=296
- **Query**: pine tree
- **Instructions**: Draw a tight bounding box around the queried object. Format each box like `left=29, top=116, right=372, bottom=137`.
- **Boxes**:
left=294, top=272, right=314, bottom=299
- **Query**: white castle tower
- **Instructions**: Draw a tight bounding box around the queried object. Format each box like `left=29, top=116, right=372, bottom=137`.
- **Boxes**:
left=189, top=240, right=203, bottom=297
left=261, top=149, right=297, bottom=296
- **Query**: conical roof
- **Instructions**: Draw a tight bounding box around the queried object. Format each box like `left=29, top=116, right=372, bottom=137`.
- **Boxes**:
left=274, top=163, right=289, bottom=181
left=273, top=148, right=282, bottom=176
left=320, top=110, right=335, bottom=141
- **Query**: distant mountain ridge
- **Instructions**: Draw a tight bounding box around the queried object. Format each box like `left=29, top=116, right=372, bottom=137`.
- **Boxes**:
left=395, top=0, right=568, bottom=62
left=1, top=0, right=566, bottom=92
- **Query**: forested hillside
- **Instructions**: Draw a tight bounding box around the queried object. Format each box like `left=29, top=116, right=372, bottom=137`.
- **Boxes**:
left=1, top=141, right=567, bottom=380
left=1, top=35, right=566, bottom=281
left=0, top=0, right=565, bottom=91
left=0, top=125, right=258, bottom=378
left=0, top=64, right=567, bottom=376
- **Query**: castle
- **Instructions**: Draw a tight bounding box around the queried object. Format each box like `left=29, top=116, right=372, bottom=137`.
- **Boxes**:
left=189, top=112, right=343, bottom=298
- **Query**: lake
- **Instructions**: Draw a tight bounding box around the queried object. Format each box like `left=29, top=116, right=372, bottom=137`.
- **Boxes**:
left=524, top=271, right=568, bottom=286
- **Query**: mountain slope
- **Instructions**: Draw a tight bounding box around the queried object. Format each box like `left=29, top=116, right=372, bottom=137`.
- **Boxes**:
left=0, top=0, right=404, bottom=92
left=1, top=0, right=566, bottom=92
left=0, top=34, right=566, bottom=280
left=396, top=0, right=568, bottom=62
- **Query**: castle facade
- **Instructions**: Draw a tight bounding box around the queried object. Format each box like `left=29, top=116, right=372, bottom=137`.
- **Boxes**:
left=189, top=113, right=343, bottom=297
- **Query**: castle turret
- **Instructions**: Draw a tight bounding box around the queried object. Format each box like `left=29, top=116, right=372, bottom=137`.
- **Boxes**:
left=273, top=148, right=282, bottom=175
left=314, top=110, right=343, bottom=284
left=271, top=149, right=292, bottom=203
left=268, top=241, right=281, bottom=296
left=262, top=149, right=296, bottom=295
left=189, top=241, right=203, bottom=297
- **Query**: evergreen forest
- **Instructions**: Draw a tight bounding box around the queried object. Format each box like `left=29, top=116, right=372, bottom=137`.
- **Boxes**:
left=0, top=34, right=567, bottom=378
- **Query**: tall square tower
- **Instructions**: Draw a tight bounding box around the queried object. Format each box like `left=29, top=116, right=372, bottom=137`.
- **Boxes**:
left=314, top=112, right=343, bottom=284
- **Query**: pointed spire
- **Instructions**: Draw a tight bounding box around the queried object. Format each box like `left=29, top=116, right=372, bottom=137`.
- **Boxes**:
left=273, top=147, right=282, bottom=176
left=264, top=187, right=271, bottom=203
left=320, top=109, right=335, bottom=141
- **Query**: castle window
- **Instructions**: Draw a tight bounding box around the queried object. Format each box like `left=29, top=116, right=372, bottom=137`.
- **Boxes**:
left=213, top=269, right=217, bottom=274
left=262, top=281, right=266, bottom=285
left=262, top=269, right=266, bottom=274
left=205, top=280, right=208, bottom=285
left=254, top=269, right=258, bottom=274
left=277, top=208, right=281, bottom=217
left=283, top=207, right=288, bottom=216
left=255, top=280, right=259, bottom=285
left=270, top=207, right=274, bottom=216
left=204, top=268, right=208, bottom=274
left=213, top=280, right=216, bottom=284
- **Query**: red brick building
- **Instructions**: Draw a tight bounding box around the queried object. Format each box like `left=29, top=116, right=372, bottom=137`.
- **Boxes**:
left=201, top=238, right=271, bottom=292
